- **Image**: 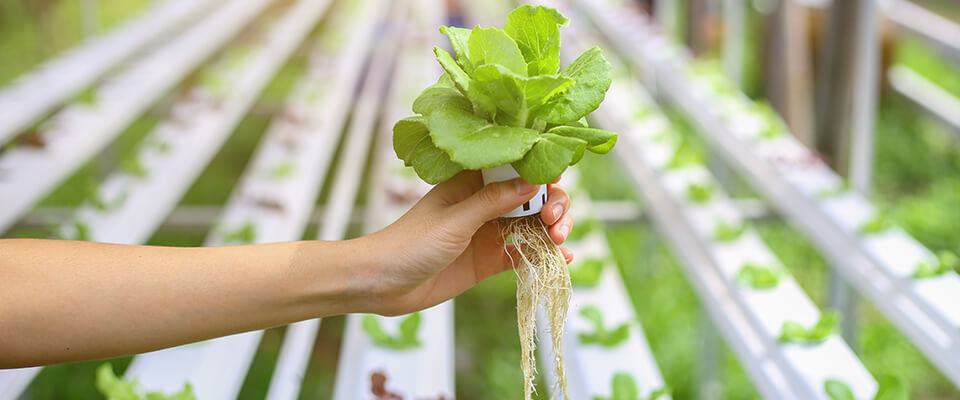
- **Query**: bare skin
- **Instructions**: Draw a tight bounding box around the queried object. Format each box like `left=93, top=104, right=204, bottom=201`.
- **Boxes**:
left=0, top=171, right=573, bottom=368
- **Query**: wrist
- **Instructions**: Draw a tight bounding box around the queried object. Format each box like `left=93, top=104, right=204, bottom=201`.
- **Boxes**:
left=284, top=238, right=384, bottom=317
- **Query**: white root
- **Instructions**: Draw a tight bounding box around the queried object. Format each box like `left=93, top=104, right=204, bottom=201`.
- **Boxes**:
left=501, top=215, right=571, bottom=400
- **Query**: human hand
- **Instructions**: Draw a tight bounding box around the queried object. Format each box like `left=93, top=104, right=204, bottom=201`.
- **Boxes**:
left=361, top=171, right=573, bottom=316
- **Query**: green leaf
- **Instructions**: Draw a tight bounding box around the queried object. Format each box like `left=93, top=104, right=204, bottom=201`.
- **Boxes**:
left=440, top=26, right=474, bottom=73
left=779, top=311, right=839, bottom=344
left=816, top=182, right=851, bottom=199
left=468, top=27, right=527, bottom=76
left=578, top=305, right=630, bottom=347
left=96, top=363, right=195, bottom=400
left=393, top=115, right=463, bottom=183
left=736, top=262, right=780, bottom=289
left=874, top=375, right=908, bottom=400
left=547, top=126, right=617, bottom=153
left=96, top=363, right=140, bottom=400
left=824, top=379, right=856, bottom=400
left=362, top=314, right=422, bottom=349
left=220, top=222, right=256, bottom=244
left=570, top=258, right=604, bottom=287
left=412, top=83, right=472, bottom=116
left=434, top=47, right=496, bottom=114
left=268, top=162, right=296, bottom=179
left=410, top=135, right=463, bottom=184
left=858, top=214, right=893, bottom=235
left=686, top=182, right=715, bottom=203
left=472, top=63, right=573, bottom=126
left=536, top=46, right=612, bottom=124
left=610, top=373, right=639, bottom=400
left=394, top=116, right=429, bottom=167
left=362, top=314, right=393, bottom=345
left=398, top=312, right=423, bottom=347
left=427, top=104, right=539, bottom=169
left=504, top=4, right=569, bottom=76
left=568, top=218, right=600, bottom=241
left=512, top=133, right=587, bottom=184
left=713, top=220, right=747, bottom=242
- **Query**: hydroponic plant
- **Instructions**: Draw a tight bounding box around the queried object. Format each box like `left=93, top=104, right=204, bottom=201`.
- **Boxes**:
left=569, top=257, right=605, bottom=287
left=392, top=5, right=616, bottom=399
left=594, top=372, right=670, bottom=400
left=824, top=375, right=907, bottom=400
left=779, top=310, right=839, bottom=344
left=96, top=363, right=195, bottom=400
left=578, top=305, right=630, bottom=347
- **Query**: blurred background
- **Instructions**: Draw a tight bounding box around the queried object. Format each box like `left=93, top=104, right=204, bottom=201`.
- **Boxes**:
left=1, top=0, right=959, bottom=399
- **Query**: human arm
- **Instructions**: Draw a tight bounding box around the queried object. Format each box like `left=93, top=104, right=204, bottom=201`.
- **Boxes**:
left=0, top=171, right=572, bottom=368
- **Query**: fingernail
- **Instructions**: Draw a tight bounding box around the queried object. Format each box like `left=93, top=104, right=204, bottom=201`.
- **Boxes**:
left=551, top=204, right=563, bottom=222
left=515, top=179, right=537, bottom=195
left=559, top=222, right=571, bottom=239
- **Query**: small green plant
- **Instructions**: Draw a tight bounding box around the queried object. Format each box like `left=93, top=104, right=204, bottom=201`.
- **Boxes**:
left=219, top=222, right=256, bottom=244
left=858, top=214, right=894, bottom=235
left=816, top=183, right=851, bottom=199
left=779, top=310, right=839, bottom=344
left=267, top=161, right=296, bottom=179
left=912, top=251, right=959, bottom=279
left=570, top=258, right=605, bottom=287
left=665, top=138, right=704, bottom=170
left=713, top=220, right=746, bottom=242
left=824, top=375, right=907, bottom=400
left=96, top=363, right=195, bottom=400
left=567, top=218, right=600, bottom=241
left=578, top=305, right=630, bottom=347
left=120, top=155, right=148, bottom=178
left=736, top=262, right=780, bottom=289
left=685, top=182, right=715, bottom=203
left=593, top=372, right=670, bottom=400
left=753, top=102, right=786, bottom=140
left=75, top=87, right=98, bottom=105
left=362, top=312, right=422, bottom=350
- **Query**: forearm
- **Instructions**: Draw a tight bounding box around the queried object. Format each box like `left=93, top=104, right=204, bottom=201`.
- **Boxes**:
left=0, top=238, right=377, bottom=368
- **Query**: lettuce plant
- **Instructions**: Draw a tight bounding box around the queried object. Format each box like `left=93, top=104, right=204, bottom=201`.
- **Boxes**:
left=824, top=375, right=907, bottom=400
left=393, top=5, right=617, bottom=185
left=362, top=312, right=421, bottom=350
left=713, top=220, right=746, bottom=242
left=685, top=182, right=715, bottom=203
left=567, top=217, right=600, bottom=241
left=779, top=311, right=839, bottom=344
left=570, top=258, right=605, bottom=287
left=578, top=305, right=630, bottom=347
left=96, top=363, right=195, bottom=400
left=736, top=262, right=780, bottom=289
left=912, top=251, right=959, bottom=279
left=593, top=373, right=670, bottom=400
left=858, top=214, right=894, bottom=235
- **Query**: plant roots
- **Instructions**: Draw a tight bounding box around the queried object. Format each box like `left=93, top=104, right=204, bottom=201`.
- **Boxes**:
left=501, top=215, right=571, bottom=400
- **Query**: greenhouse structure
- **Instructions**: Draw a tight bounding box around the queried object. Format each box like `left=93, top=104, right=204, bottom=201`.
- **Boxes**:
left=1, top=0, right=959, bottom=398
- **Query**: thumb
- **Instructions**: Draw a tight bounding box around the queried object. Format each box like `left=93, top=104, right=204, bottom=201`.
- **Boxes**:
left=446, top=178, right=540, bottom=231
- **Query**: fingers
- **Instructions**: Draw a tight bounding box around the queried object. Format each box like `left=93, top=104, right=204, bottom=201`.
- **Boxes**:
left=541, top=184, right=570, bottom=226
left=560, top=246, right=574, bottom=263
left=549, top=213, right=573, bottom=245
left=446, top=177, right=540, bottom=232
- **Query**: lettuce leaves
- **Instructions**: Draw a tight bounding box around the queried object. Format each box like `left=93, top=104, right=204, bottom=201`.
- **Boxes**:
left=394, top=5, right=616, bottom=184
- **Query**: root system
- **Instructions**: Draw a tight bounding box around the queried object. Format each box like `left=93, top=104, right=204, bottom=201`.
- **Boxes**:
left=501, top=214, right=572, bottom=400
